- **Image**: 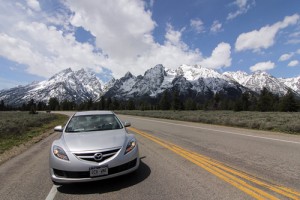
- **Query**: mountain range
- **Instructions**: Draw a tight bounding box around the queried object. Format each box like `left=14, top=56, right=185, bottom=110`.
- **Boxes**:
left=0, top=65, right=299, bottom=106
left=0, top=68, right=103, bottom=106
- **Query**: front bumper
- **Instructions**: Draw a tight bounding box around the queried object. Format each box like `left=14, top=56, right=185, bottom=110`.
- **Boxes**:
left=50, top=145, right=139, bottom=184
left=50, top=158, right=139, bottom=184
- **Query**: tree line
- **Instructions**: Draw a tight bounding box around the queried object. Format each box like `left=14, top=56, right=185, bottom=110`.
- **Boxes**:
left=0, top=87, right=299, bottom=112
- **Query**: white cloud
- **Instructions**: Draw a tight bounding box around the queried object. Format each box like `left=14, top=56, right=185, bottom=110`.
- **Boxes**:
left=249, top=61, right=275, bottom=72
left=2, top=0, right=222, bottom=80
left=235, top=14, right=300, bottom=52
left=66, top=0, right=207, bottom=77
left=288, top=60, right=299, bottom=67
left=289, top=31, right=300, bottom=38
left=279, top=53, right=294, bottom=61
left=286, top=39, right=300, bottom=44
left=190, top=18, right=205, bottom=33
left=297, top=49, right=300, bottom=54
left=165, top=23, right=184, bottom=46
left=0, top=0, right=234, bottom=83
left=68, top=0, right=156, bottom=62
left=26, top=0, right=41, bottom=11
left=0, top=24, right=106, bottom=77
left=287, top=31, right=300, bottom=44
left=210, top=20, right=222, bottom=33
left=227, top=0, right=255, bottom=20
left=199, top=42, right=232, bottom=69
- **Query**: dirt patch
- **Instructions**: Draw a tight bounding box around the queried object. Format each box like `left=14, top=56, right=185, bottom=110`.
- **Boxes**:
left=0, top=129, right=54, bottom=166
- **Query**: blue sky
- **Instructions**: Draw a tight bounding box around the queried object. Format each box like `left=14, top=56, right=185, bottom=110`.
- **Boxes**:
left=0, top=0, right=300, bottom=89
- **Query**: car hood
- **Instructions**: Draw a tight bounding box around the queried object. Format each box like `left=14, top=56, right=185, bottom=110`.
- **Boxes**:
left=62, top=129, right=126, bottom=152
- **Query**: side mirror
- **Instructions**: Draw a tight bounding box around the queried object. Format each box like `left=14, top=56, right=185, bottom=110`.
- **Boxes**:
left=54, top=125, right=63, bottom=132
left=123, top=122, right=131, bottom=127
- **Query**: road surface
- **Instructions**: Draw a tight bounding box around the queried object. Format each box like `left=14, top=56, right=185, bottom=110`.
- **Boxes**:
left=0, top=112, right=300, bottom=200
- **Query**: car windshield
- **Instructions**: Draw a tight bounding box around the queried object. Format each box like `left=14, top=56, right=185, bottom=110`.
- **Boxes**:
left=65, top=114, right=123, bottom=133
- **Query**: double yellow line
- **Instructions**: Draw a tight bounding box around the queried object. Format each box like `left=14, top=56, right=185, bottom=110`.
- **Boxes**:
left=129, top=127, right=300, bottom=200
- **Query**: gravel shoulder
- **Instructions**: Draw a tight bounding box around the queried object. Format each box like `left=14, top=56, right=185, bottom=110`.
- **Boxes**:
left=0, top=129, right=54, bottom=165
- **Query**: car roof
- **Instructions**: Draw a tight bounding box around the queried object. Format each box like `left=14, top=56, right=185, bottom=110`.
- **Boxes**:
left=74, top=110, right=114, bottom=116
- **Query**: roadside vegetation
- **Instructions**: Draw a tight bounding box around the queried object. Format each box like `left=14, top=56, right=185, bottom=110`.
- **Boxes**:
left=0, top=87, right=299, bottom=136
left=115, top=110, right=300, bottom=135
left=0, top=112, right=68, bottom=154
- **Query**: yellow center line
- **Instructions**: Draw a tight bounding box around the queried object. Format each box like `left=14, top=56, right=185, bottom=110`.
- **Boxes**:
left=129, top=127, right=300, bottom=200
left=171, top=142, right=300, bottom=199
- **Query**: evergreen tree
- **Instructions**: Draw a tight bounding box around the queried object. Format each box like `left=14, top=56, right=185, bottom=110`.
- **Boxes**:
left=184, top=98, right=196, bottom=110
left=112, top=98, right=120, bottom=110
left=37, top=101, right=47, bottom=111
left=159, top=90, right=170, bottom=110
left=257, top=88, right=274, bottom=112
left=234, top=99, right=243, bottom=112
left=87, top=98, right=93, bottom=110
left=61, top=100, right=74, bottom=110
left=100, top=96, right=105, bottom=110
left=171, top=89, right=181, bottom=110
left=241, top=92, right=250, bottom=111
left=272, top=94, right=280, bottom=111
left=249, top=95, right=258, bottom=111
left=106, top=97, right=112, bottom=110
left=127, top=99, right=135, bottom=110
left=28, top=99, right=37, bottom=114
left=280, top=89, right=298, bottom=112
left=48, top=97, right=60, bottom=110
left=0, top=100, right=4, bottom=111
left=213, top=92, right=221, bottom=110
left=21, top=103, right=26, bottom=111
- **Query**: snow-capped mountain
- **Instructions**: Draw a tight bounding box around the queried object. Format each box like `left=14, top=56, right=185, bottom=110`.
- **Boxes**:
left=74, top=69, right=103, bottom=99
left=279, top=76, right=300, bottom=95
left=131, top=65, right=168, bottom=97
left=1, top=64, right=299, bottom=106
left=224, top=71, right=291, bottom=96
left=102, top=78, right=116, bottom=94
left=104, top=64, right=246, bottom=99
left=223, top=71, right=250, bottom=85
left=0, top=68, right=103, bottom=105
left=104, top=72, right=138, bottom=99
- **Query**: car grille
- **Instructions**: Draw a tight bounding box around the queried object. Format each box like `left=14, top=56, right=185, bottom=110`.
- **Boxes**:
left=53, top=158, right=137, bottom=179
left=74, top=148, right=121, bottom=163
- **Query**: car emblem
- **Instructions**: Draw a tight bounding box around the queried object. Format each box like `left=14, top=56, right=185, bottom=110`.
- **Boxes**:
left=94, top=153, right=103, bottom=161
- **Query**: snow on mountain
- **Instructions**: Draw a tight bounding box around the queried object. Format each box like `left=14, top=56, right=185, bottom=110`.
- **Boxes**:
left=0, top=68, right=103, bottom=105
left=176, top=64, right=224, bottom=81
left=131, top=64, right=167, bottom=97
left=223, top=70, right=291, bottom=96
left=102, top=78, right=116, bottom=94
left=104, top=72, right=138, bottom=99
left=74, top=69, right=103, bottom=99
left=223, top=71, right=250, bottom=85
left=279, top=76, right=300, bottom=95
left=105, top=64, right=245, bottom=99
left=1, top=64, right=299, bottom=107
left=173, top=65, right=245, bottom=95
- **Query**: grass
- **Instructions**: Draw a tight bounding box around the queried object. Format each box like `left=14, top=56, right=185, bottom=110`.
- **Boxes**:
left=115, top=110, right=300, bottom=135
left=0, top=111, right=68, bottom=154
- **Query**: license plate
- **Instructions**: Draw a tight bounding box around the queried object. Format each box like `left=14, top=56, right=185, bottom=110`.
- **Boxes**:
left=89, top=166, right=108, bottom=177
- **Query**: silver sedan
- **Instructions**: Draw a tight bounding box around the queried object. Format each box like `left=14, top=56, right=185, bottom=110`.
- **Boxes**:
left=49, top=111, right=139, bottom=185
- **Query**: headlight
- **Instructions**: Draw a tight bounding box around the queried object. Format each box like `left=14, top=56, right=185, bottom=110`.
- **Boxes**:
left=53, top=145, right=69, bottom=161
left=125, top=139, right=136, bottom=154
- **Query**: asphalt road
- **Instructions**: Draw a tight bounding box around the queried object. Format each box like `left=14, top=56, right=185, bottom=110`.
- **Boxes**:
left=0, top=112, right=300, bottom=200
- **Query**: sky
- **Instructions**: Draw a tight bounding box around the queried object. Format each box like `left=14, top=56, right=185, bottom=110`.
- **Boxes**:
left=0, top=0, right=300, bottom=90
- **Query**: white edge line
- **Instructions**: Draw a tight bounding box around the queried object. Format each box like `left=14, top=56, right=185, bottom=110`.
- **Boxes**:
left=124, top=116, right=300, bottom=145
left=45, top=185, right=57, bottom=200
